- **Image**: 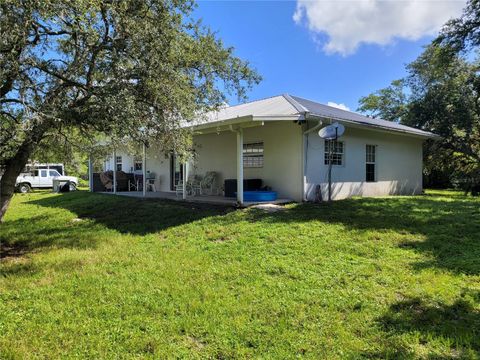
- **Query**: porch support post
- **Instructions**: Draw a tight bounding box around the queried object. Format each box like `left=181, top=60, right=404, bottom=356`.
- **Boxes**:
left=182, top=162, right=187, bottom=200
left=112, top=149, right=117, bottom=194
left=88, top=155, right=93, bottom=192
left=142, top=142, right=147, bottom=197
left=236, top=128, right=244, bottom=205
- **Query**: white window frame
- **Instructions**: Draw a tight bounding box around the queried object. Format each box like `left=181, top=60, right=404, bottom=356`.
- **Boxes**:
left=115, top=156, right=122, bottom=171
left=134, top=156, right=143, bottom=172
left=243, top=142, right=264, bottom=168
left=324, top=140, right=344, bottom=166
left=366, top=144, right=376, bottom=182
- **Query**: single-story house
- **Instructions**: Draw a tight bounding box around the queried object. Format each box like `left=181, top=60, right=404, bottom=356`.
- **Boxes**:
left=95, top=94, right=437, bottom=204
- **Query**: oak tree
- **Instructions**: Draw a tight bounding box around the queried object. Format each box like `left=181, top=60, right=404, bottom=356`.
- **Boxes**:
left=0, top=0, right=260, bottom=220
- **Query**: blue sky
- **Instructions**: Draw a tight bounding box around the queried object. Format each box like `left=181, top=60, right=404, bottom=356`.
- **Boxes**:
left=194, top=0, right=465, bottom=111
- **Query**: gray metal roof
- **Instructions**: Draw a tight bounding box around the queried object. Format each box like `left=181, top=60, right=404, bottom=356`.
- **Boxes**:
left=192, top=94, right=437, bottom=138
left=287, top=95, right=436, bottom=138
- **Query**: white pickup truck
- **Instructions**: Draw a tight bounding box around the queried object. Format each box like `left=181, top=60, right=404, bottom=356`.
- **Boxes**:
left=16, top=169, right=78, bottom=193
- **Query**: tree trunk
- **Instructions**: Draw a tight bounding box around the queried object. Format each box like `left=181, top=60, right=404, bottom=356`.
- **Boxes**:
left=0, top=119, right=49, bottom=222
left=0, top=141, right=35, bottom=222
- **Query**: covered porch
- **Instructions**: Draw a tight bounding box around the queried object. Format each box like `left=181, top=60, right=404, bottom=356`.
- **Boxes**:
left=89, top=129, right=248, bottom=204
left=89, top=117, right=301, bottom=205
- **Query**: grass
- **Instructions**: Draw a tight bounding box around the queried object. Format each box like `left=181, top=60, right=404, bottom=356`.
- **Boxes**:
left=0, top=190, right=479, bottom=359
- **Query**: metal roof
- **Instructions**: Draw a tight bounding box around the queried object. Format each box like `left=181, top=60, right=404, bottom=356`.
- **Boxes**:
left=191, top=94, right=437, bottom=138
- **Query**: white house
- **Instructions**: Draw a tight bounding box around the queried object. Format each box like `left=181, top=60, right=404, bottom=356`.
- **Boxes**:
left=99, top=94, right=437, bottom=204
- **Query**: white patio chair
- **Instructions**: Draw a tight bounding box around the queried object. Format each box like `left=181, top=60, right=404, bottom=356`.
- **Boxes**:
left=146, top=172, right=157, bottom=192
left=200, top=171, right=218, bottom=195
left=188, top=175, right=202, bottom=196
left=175, top=180, right=184, bottom=197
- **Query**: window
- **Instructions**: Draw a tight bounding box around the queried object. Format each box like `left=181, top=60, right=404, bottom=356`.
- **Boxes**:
left=134, top=156, right=143, bottom=171
left=40, top=170, right=47, bottom=177
left=324, top=140, right=344, bottom=166
left=49, top=170, right=60, bottom=177
left=243, top=142, right=264, bottom=168
left=366, top=144, right=376, bottom=182
left=115, top=156, right=122, bottom=171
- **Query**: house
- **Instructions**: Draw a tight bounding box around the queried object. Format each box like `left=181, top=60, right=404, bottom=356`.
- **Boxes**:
left=96, top=94, right=437, bottom=204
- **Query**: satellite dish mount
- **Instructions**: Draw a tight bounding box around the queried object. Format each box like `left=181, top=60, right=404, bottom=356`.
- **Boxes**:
left=318, top=122, right=345, bottom=202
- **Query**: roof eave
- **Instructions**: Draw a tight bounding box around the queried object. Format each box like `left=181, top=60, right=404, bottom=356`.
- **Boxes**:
left=308, top=112, right=438, bottom=139
left=189, top=114, right=304, bottom=131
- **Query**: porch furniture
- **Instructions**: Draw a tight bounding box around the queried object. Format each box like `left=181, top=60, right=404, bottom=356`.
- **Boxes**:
left=133, top=173, right=143, bottom=191
left=175, top=180, right=184, bottom=197
left=100, top=171, right=129, bottom=191
left=224, top=178, right=263, bottom=198
left=128, top=178, right=138, bottom=191
left=126, top=173, right=138, bottom=191
left=92, top=173, right=105, bottom=192
left=146, top=172, right=157, bottom=192
left=188, top=175, right=203, bottom=196
left=200, top=171, right=218, bottom=195
left=146, top=179, right=156, bottom=192
left=100, top=171, right=113, bottom=191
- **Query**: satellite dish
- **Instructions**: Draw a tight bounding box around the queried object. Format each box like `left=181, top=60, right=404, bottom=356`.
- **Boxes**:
left=318, top=122, right=345, bottom=140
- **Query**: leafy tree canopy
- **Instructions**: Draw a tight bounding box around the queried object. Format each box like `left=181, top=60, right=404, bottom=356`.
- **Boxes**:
left=0, top=0, right=260, bottom=219
left=357, top=0, right=480, bottom=192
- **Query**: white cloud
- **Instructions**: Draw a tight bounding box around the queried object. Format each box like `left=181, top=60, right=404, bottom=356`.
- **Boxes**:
left=293, top=0, right=466, bottom=56
left=327, top=101, right=350, bottom=111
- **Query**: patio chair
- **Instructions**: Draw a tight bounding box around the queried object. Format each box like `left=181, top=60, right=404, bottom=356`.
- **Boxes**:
left=146, top=172, right=157, bottom=192
left=175, top=180, right=184, bottom=197
left=133, top=173, right=143, bottom=191
left=128, top=173, right=139, bottom=191
left=200, top=171, right=218, bottom=195
left=100, top=171, right=129, bottom=191
left=100, top=171, right=113, bottom=191
left=187, top=175, right=202, bottom=196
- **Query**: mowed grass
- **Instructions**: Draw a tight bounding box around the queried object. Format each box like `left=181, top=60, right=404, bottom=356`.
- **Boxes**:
left=0, top=190, right=479, bottom=359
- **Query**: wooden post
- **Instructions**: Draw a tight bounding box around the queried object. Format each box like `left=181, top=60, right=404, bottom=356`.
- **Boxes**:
left=112, top=149, right=117, bottom=194
left=236, top=129, right=244, bottom=205
left=142, top=142, right=147, bottom=197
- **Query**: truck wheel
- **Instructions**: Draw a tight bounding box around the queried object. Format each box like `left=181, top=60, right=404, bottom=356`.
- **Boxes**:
left=18, top=183, right=31, bottom=193
left=69, top=182, right=77, bottom=191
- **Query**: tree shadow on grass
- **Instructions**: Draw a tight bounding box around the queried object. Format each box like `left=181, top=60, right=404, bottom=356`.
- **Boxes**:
left=369, top=291, right=480, bottom=358
left=27, top=191, right=233, bottom=234
left=1, top=213, right=104, bottom=259
left=1, top=191, right=233, bottom=261
left=232, top=192, right=480, bottom=275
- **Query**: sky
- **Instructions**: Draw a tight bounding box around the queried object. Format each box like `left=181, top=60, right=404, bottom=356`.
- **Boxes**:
left=194, top=0, right=466, bottom=111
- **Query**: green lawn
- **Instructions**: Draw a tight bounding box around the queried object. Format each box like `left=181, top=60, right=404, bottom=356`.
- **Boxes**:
left=1, top=190, right=479, bottom=359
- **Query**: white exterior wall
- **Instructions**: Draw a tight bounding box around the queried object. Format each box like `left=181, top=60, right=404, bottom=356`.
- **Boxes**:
left=102, top=121, right=424, bottom=201
left=304, top=124, right=424, bottom=200
left=192, top=121, right=304, bottom=201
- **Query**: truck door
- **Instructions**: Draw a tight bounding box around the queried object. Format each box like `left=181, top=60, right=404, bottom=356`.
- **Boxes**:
left=39, top=169, right=49, bottom=187
left=29, top=170, right=40, bottom=187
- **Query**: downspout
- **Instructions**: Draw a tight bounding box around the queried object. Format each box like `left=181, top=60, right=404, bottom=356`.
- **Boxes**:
left=302, top=115, right=323, bottom=201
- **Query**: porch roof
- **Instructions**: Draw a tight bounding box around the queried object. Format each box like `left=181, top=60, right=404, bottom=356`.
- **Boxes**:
left=189, top=94, right=438, bottom=139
